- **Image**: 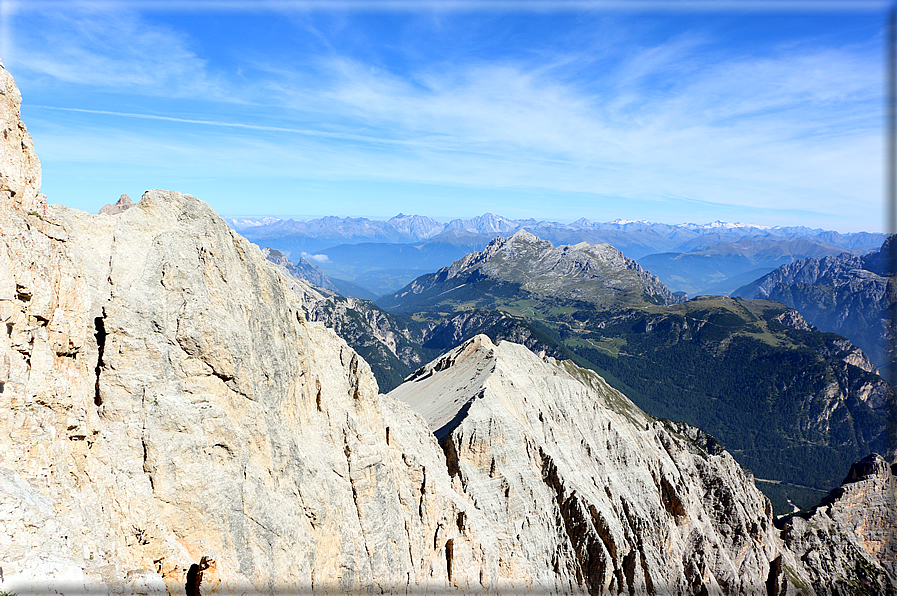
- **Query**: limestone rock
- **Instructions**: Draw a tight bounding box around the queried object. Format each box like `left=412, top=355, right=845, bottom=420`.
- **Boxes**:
left=99, top=194, right=134, bottom=216
left=0, top=56, right=503, bottom=592
left=779, top=453, right=897, bottom=594
left=390, top=334, right=793, bottom=593
left=0, top=58, right=45, bottom=216
left=13, top=189, right=520, bottom=594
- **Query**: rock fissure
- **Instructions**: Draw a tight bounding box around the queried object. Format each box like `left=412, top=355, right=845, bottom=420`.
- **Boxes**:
left=93, top=314, right=106, bottom=407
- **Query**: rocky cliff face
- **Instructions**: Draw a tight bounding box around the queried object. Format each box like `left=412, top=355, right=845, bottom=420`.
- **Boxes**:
left=0, top=59, right=502, bottom=594
left=7, top=184, right=524, bottom=593
left=99, top=194, right=134, bottom=216
left=780, top=453, right=897, bottom=595
left=2, top=59, right=896, bottom=595
left=389, top=334, right=897, bottom=594
left=733, top=239, right=896, bottom=381
left=388, top=336, right=786, bottom=594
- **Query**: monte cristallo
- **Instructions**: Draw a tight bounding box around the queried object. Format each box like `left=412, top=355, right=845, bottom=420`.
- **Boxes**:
left=0, top=59, right=894, bottom=595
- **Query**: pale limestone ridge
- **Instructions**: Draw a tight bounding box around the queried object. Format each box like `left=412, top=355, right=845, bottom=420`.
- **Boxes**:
left=391, top=335, right=786, bottom=593
left=0, top=58, right=45, bottom=217
left=391, top=335, right=897, bottom=594
left=99, top=194, right=134, bottom=215
left=5, top=187, right=516, bottom=594
left=0, top=57, right=508, bottom=592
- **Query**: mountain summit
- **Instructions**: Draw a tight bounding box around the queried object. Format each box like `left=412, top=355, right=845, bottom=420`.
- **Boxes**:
left=380, top=230, right=682, bottom=312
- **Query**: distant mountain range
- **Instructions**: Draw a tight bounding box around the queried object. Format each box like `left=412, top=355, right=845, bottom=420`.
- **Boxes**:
left=228, top=213, right=885, bottom=255
left=379, top=229, right=683, bottom=312
left=229, top=213, right=886, bottom=298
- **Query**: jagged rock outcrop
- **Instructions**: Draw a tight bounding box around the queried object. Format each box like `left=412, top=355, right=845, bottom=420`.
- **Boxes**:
left=779, top=453, right=897, bottom=594
left=381, top=229, right=683, bottom=311
left=0, top=59, right=502, bottom=593
left=99, top=194, right=134, bottom=216
left=6, top=185, right=518, bottom=593
left=262, top=246, right=338, bottom=292
left=389, top=335, right=790, bottom=593
left=734, top=238, right=897, bottom=380
left=0, top=61, right=44, bottom=217
left=391, top=334, right=897, bottom=594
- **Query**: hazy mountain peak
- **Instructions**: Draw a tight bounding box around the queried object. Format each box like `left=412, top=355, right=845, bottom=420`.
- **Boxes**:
left=507, top=228, right=541, bottom=243
left=382, top=231, right=683, bottom=311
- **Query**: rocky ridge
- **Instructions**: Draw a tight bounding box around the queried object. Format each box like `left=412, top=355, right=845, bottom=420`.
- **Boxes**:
left=390, top=335, right=897, bottom=594
left=734, top=237, right=896, bottom=379
left=99, top=194, right=134, bottom=216
left=383, top=229, right=682, bottom=311
left=780, top=453, right=897, bottom=594
left=262, top=246, right=338, bottom=292
left=1, top=58, right=896, bottom=594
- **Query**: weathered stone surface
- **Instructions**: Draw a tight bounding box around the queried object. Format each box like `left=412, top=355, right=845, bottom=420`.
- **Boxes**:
left=392, top=335, right=897, bottom=594
left=5, top=188, right=528, bottom=594
left=99, top=194, right=134, bottom=216
left=0, top=59, right=45, bottom=216
left=779, top=453, right=897, bottom=594
left=391, top=335, right=789, bottom=593
left=0, top=59, right=504, bottom=593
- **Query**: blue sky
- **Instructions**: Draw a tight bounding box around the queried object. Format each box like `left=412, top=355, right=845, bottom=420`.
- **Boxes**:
left=0, top=0, right=887, bottom=232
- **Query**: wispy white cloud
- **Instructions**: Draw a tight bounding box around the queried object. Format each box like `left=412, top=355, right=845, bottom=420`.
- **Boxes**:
left=302, top=252, right=329, bottom=262
left=30, top=105, right=438, bottom=146
left=5, top=5, right=223, bottom=97
left=8, top=3, right=884, bottom=230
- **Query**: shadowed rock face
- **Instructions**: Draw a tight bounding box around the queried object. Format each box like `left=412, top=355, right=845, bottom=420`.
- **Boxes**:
left=1, top=58, right=896, bottom=595
left=780, top=453, right=897, bottom=595
left=733, top=238, right=897, bottom=381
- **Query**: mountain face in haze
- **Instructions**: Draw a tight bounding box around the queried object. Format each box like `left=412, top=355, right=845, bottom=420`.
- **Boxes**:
left=637, top=236, right=865, bottom=296
left=380, top=230, right=683, bottom=312
left=733, top=235, right=896, bottom=380
left=263, top=246, right=339, bottom=292
left=232, top=214, right=886, bottom=256
left=231, top=214, right=885, bottom=297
